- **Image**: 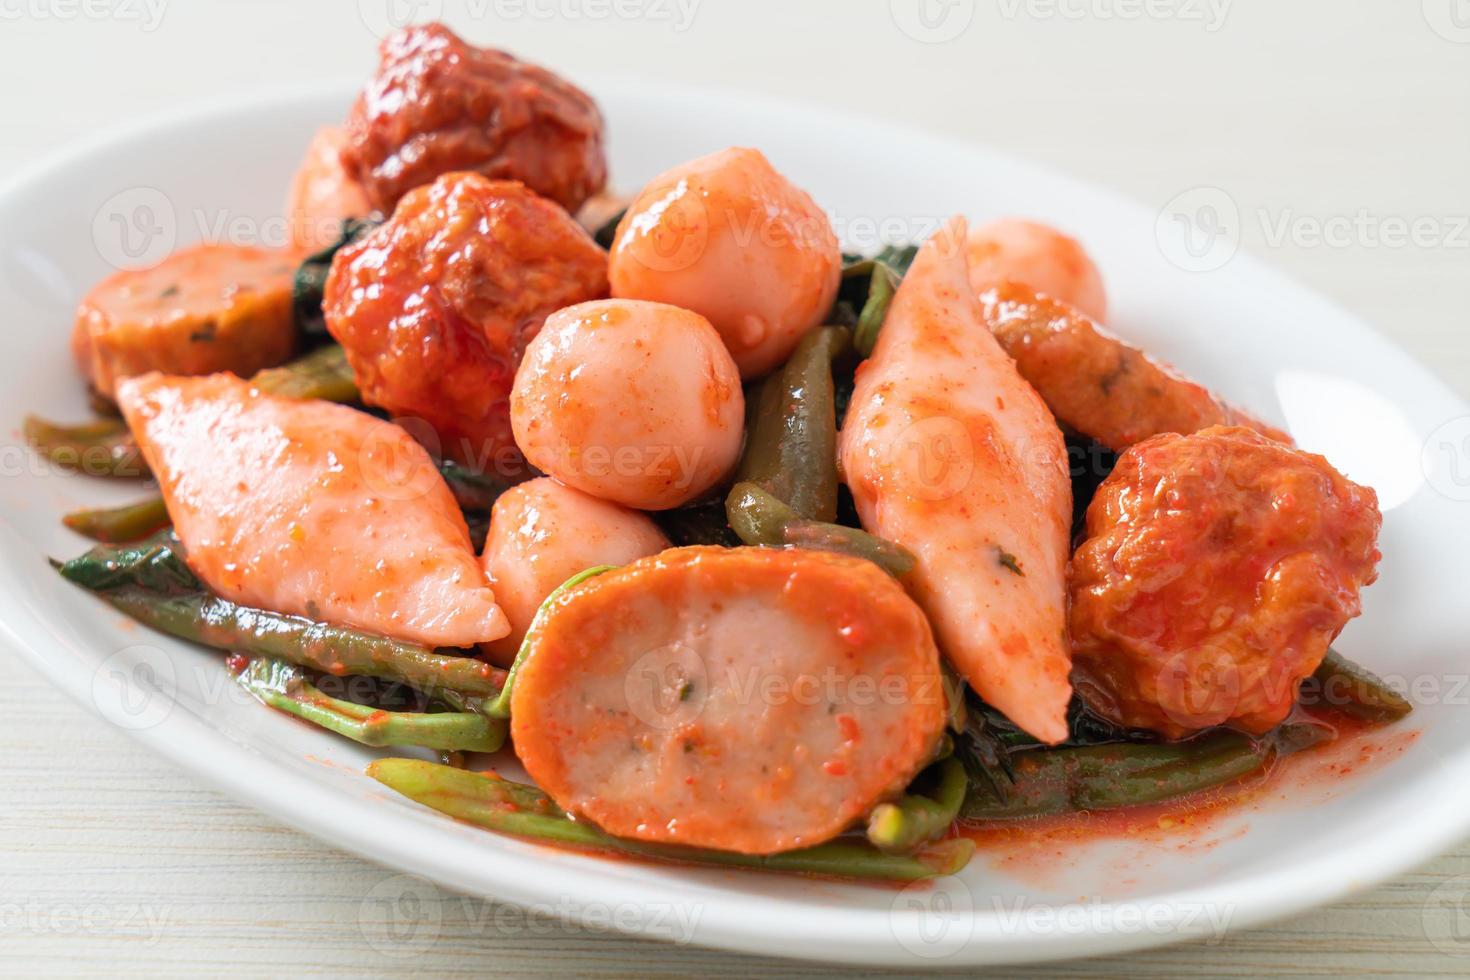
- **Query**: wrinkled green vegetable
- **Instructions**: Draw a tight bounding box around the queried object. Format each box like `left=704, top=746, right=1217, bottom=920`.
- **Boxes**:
left=726, top=482, right=915, bottom=578
left=959, top=723, right=1332, bottom=820
left=867, top=756, right=967, bottom=854
left=837, top=246, right=917, bottom=357
left=369, top=757, right=974, bottom=881
left=1303, top=648, right=1413, bottom=723
left=735, top=325, right=849, bottom=522
left=54, top=529, right=199, bottom=593
left=238, top=658, right=506, bottom=752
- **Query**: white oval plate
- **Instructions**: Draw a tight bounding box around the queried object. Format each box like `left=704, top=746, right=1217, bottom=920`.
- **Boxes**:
left=2, top=80, right=1468, bottom=968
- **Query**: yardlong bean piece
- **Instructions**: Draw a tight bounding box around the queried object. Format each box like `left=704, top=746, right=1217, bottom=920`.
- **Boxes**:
left=62, top=495, right=171, bottom=543
left=57, top=537, right=507, bottom=698
left=100, top=589, right=505, bottom=695
left=251, top=343, right=359, bottom=403
left=734, top=325, right=849, bottom=521
left=238, top=658, right=507, bottom=751
left=23, top=415, right=146, bottom=478
left=1302, top=648, right=1413, bottom=723
left=369, top=758, right=974, bottom=880
left=866, top=756, right=968, bottom=854
left=726, top=482, right=915, bottom=577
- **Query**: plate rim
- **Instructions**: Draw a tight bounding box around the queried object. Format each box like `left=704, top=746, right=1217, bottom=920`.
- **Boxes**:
left=4, top=77, right=1469, bottom=968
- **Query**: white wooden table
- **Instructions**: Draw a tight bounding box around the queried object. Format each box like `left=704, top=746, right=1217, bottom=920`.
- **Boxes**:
left=3, top=2, right=1467, bottom=974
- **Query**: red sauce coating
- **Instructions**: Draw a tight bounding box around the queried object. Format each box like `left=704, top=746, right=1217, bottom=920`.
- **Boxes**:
left=323, top=172, right=607, bottom=472
left=342, top=23, right=606, bottom=214
left=1070, top=426, right=1382, bottom=737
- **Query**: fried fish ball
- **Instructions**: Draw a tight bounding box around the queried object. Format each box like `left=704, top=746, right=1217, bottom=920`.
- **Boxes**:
left=480, top=477, right=669, bottom=665
left=1070, top=426, right=1382, bottom=738
left=608, top=147, right=840, bottom=378
left=510, top=299, right=744, bottom=510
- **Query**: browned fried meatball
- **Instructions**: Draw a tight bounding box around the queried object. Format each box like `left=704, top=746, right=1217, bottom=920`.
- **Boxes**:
left=322, top=172, right=608, bottom=474
left=341, top=23, right=606, bottom=214
left=1069, top=426, right=1381, bottom=738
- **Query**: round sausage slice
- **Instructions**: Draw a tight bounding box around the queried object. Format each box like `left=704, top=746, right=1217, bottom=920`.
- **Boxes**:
left=510, top=546, right=948, bottom=855
left=72, top=243, right=298, bottom=399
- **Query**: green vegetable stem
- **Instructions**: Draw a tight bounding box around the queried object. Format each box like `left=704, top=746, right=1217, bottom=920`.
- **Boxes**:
left=726, top=482, right=915, bottom=578
left=238, top=658, right=505, bottom=752
left=369, top=758, right=974, bottom=881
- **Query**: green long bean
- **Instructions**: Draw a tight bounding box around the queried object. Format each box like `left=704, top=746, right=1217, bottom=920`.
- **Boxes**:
left=56, top=535, right=504, bottom=697
left=734, top=325, right=849, bottom=522
left=97, top=589, right=505, bottom=696
left=866, top=756, right=968, bottom=854
left=23, top=415, right=146, bottom=478
left=1303, top=649, right=1412, bottom=723
left=369, top=758, right=973, bottom=881
left=62, top=495, right=171, bottom=543
left=726, top=482, right=915, bottom=577
left=238, top=658, right=505, bottom=752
